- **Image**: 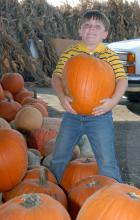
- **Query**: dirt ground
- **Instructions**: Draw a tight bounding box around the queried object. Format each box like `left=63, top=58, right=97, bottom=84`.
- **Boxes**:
left=35, top=86, right=140, bottom=187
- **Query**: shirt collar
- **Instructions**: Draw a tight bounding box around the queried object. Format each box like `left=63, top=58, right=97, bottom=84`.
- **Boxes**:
left=77, top=41, right=106, bottom=55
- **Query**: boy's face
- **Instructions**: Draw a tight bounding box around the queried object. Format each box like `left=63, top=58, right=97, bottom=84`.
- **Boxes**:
left=79, top=18, right=108, bottom=46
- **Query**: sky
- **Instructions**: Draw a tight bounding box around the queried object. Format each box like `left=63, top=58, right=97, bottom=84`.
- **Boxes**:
left=47, top=0, right=139, bottom=7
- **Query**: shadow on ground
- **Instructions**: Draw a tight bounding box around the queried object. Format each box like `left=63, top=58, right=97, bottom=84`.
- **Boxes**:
left=115, top=121, right=140, bottom=187
left=48, top=106, right=64, bottom=118
left=120, top=99, right=140, bottom=116
left=126, top=102, right=140, bottom=116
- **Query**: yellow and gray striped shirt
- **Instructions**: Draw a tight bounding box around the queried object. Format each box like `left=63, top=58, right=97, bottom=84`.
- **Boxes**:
left=53, top=41, right=127, bottom=80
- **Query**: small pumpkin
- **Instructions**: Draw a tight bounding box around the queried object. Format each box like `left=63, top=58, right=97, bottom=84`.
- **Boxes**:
left=61, top=157, right=98, bottom=193
left=14, top=106, right=43, bottom=132
left=1, top=72, right=24, bottom=94
left=62, top=54, right=115, bottom=115
left=14, top=88, right=34, bottom=104
left=0, top=97, right=22, bottom=122
left=0, top=193, right=71, bottom=220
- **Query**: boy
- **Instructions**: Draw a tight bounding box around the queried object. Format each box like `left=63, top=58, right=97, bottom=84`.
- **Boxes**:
left=49, top=10, right=128, bottom=183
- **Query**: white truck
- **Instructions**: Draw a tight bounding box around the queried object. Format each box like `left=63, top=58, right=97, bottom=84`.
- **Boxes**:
left=107, top=38, right=140, bottom=102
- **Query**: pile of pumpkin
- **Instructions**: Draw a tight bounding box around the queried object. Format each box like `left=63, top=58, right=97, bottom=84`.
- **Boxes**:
left=0, top=72, right=140, bottom=219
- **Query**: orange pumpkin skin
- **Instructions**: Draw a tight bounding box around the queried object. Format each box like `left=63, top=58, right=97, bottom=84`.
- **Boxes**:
left=77, top=183, right=140, bottom=220
left=1, top=73, right=24, bottom=94
left=0, top=84, right=4, bottom=101
left=25, top=102, right=48, bottom=117
left=27, top=128, right=57, bottom=156
left=0, top=98, right=22, bottom=122
left=61, top=157, right=98, bottom=193
left=0, top=129, right=28, bottom=192
left=14, top=88, right=34, bottom=104
left=63, top=54, right=115, bottom=115
left=68, top=175, right=117, bottom=220
left=0, top=193, right=71, bottom=220
left=21, top=94, right=48, bottom=110
left=23, top=166, right=57, bottom=184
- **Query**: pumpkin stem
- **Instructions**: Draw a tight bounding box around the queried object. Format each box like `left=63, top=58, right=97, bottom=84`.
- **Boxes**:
left=85, top=181, right=98, bottom=188
left=39, top=167, right=47, bottom=185
left=33, top=89, right=37, bottom=99
left=84, top=158, right=92, bottom=163
left=21, top=193, right=41, bottom=208
left=5, top=96, right=11, bottom=102
left=128, top=192, right=140, bottom=200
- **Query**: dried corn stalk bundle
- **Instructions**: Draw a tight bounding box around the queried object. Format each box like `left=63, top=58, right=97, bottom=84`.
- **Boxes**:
left=0, top=0, right=64, bottom=85
left=61, top=0, right=140, bottom=42
left=107, top=0, right=140, bottom=41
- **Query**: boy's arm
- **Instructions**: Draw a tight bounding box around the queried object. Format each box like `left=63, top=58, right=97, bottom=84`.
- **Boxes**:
left=93, top=78, right=128, bottom=116
left=51, top=74, right=77, bottom=114
left=112, top=78, right=128, bottom=104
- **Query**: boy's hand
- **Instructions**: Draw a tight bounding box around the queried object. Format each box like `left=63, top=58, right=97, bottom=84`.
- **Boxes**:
left=60, top=95, right=77, bottom=114
left=92, top=98, right=116, bottom=116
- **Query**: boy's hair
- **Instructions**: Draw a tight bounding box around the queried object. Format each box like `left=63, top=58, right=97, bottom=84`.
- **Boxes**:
left=80, top=10, right=110, bottom=31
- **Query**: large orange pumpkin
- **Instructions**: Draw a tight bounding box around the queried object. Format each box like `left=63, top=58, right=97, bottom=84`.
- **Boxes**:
left=68, top=175, right=117, bottom=220
left=0, top=129, right=28, bottom=192
left=0, top=193, right=71, bottom=220
left=62, top=54, right=115, bottom=115
left=77, top=183, right=140, bottom=220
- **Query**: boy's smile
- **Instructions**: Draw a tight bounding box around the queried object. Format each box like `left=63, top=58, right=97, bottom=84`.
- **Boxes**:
left=79, top=19, right=108, bottom=50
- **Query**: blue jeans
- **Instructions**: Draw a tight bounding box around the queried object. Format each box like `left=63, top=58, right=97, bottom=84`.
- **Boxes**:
left=50, top=111, right=122, bottom=183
